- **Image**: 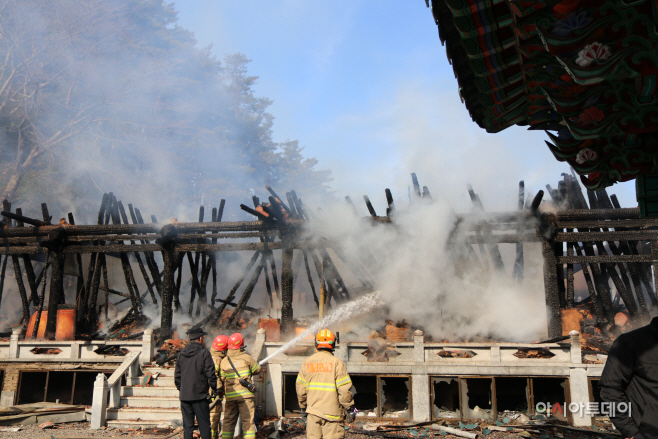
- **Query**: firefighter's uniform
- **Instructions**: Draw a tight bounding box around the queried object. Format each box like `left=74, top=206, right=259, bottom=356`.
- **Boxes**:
left=210, top=347, right=226, bottom=439
left=219, top=349, right=260, bottom=439
left=296, top=349, right=354, bottom=439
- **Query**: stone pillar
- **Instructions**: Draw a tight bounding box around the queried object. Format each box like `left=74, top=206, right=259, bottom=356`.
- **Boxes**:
left=9, top=325, right=23, bottom=359
left=250, top=328, right=266, bottom=361
left=90, top=373, right=109, bottom=429
left=569, top=368, right=591, bottom=427
left=142, top=329, right=154, bottom=364
left=413, top=330, right=424, bottom=363
left=0, top=369, right=18, bottom=407
left=266, top=363, right=283, bottom=416
left=411, top=374, right=430, bottom=422
left=490, top=346, right=501, bottom=362
left=569, top=330, right=581, bottom=364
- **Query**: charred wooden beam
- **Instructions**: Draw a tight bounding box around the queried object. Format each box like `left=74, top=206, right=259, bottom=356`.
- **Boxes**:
left=542, top=241, right=563, bottom=338
left=363, top=195, right=377, bottom=217
left=411, top=173, right=422, bottom=198
left=226, top=257, right=265, bottom=328
left=280, top=239, right=294, bottom=335
left=199, top=251, right=261, bottom=329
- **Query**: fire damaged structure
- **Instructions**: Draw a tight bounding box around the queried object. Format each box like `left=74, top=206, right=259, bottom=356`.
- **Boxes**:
left=0, top=174, right=654, bottom=429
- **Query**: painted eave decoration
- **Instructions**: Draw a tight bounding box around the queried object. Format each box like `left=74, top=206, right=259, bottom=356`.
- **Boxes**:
left=429, top=0, right=658, bottom=190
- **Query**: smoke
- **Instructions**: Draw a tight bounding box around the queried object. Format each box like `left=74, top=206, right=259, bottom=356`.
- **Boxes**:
left=301, top=197, right=548, bottom=342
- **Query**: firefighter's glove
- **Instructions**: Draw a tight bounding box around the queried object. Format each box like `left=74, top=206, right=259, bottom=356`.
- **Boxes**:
left=300, top=408, right=307, bottom=424
left=346, top=406, right=358, bottom=423
left=239, top=378, right=257, bottom=393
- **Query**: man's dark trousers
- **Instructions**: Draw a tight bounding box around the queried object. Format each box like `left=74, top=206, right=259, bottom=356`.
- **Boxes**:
left=181, top=399, right=211, bottom=439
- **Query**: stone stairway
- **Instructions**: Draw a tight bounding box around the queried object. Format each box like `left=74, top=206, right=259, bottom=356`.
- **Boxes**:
left=106, top=365, right=182, bottom=429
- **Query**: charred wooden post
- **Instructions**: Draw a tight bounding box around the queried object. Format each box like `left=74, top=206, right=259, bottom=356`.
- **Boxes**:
left=0, top=256, right=7, bottom=311
left=586, top=190, right=639, bottom=317
left=422, top=186, right=432, bottom=200
left=363, top=195, right=377, bottom=217
left=565, top=176, right=615, bottom=323
left=159, top=224, right=178, bottom=340
left=109, top=196, right=142, bottom=315
left=303, top=250, right=320, bottom=308
left=541, top=237, right=563, bottom=338
left=266, top=185, right=293, bottom=215
left=118, top=201, right=157, bottom=305
left=11, top=255, right=30, bottom=324
left=32, top=253, right=49, bottom=339
left=318, top=255, right=325, bottom=320
left=226, top=257, right=265, bottom=328
left=286, top=192, right=300, bottom=218
left=411, top=173, right=422, bottom=198
left=43, top=227, right=66, bottom=340
left=13, top=208, right=39, bottom=307
left=133, top=207, right=163, bottom=296
left=202, top=251, right=261, bottom=328
left=512, top=181, right=525, bottom=282
left=81, top=194, right=109, bottom=323
left=280, top=237, right=294, bottom=336
left=385, top=189, right=395, bottom=217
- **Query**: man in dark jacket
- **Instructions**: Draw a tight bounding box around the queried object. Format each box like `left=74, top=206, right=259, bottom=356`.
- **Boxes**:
left=600, top=317, right=658, bottom=438
left=175, top=327, right=218, bottom=439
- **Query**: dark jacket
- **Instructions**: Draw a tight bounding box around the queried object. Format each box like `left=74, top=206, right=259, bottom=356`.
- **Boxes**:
left=600, top=317, right=658, bottom=438
left=174, top=341, right=218, bottom=401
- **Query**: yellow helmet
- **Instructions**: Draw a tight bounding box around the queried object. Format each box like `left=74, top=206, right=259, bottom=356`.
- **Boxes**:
left=315, top=328, right=336, bottom=350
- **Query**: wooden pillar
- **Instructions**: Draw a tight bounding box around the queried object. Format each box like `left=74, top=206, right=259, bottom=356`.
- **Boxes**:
left=542, top=240, right=563, bottom=337
left=45, top=250, right=64, bottom=340
left=651, top=240, right=658, bottom=303
left=280, top=239, right=294, bottom=336
left=160, top=246, right=176, bottom=340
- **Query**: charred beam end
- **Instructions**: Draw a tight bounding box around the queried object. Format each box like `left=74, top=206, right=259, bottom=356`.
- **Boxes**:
left=1, top=211, right=47, bottom=227
left=266, top=185, right=293, bottom=214
left=240, top=204, right=272, bottom=222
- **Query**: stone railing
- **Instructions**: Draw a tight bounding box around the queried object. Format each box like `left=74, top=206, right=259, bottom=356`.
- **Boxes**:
left=90, top=351, right=141, bottom=429
left=0, top=328, right=155, bottom=364
left=261, top=330, right=583, bottom=367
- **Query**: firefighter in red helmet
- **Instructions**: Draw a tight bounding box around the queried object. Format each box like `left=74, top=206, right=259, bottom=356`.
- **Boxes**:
left=210, top=335, right=228, bottom=439
left=219, top=333, right=260, bottom=439
left=296, top=329, right=356, bottom=439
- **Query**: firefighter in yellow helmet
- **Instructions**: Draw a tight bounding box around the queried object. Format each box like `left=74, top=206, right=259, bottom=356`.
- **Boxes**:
left=296, top=329, right=356, bottom=439
left=210, top=335, right=229, bottom=439
left=219, top=333, right=260, bottom=439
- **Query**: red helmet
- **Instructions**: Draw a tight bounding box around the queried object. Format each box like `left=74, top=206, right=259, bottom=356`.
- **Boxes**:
left=315, top=328, right=336, bottom=350
left=212, top=335, right=229, bottom=352
left=228, top=333, right=245, bottom=350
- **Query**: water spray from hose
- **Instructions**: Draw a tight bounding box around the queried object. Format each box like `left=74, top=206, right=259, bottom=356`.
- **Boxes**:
left=259, top=291, right=382, bottom=365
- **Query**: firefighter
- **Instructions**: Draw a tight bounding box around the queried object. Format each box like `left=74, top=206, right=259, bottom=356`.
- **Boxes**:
left=210, top=335, right=229, bottom=439
left=296, top=329, right=357, bottom=439
left=219, top=333, right=260, bottom=439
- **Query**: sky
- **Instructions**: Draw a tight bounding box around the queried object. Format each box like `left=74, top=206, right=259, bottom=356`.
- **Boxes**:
left=172, top=0, right=638, bottom=213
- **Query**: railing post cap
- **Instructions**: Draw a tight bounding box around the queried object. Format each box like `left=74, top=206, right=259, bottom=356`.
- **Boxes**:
left=257, top=328, right=266, bottom=334
left=414, top=330, right=424, bottom=336
left=95, top=373, right=107, bottom=384
left=569, top=330, right=580, bottom=337
left=144, top=328, right=153, bottom=334
left=11, top=324, right=25, bottom=335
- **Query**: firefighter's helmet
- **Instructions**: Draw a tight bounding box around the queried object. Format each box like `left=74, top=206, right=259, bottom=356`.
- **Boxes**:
left=228, top=333, right=245, bottom=350
left=315, top=328, right=336, bottom=350
left=212, top=335, right=229, bottom=352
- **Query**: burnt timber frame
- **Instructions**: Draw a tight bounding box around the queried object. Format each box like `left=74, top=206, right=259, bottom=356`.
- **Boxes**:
left=1, top=190, right=656, bottom=341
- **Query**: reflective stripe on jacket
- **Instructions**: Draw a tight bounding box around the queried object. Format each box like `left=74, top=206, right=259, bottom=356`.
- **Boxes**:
left=296, top=349, right=354, bottom=421
left=219, top=349, right=260, bottom=400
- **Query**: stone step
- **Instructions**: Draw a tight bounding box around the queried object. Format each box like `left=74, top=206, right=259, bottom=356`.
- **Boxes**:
left=120, top=396, right=181, bottom=408
left=121, top=386, right=179, bottom=397
left=106, top=419, right=178, bottom=429
left=106, top=407, right=182, bottom=421
left=128, top=376, right=175, bottom=386
left=142, top=366, right=176, bottom=375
